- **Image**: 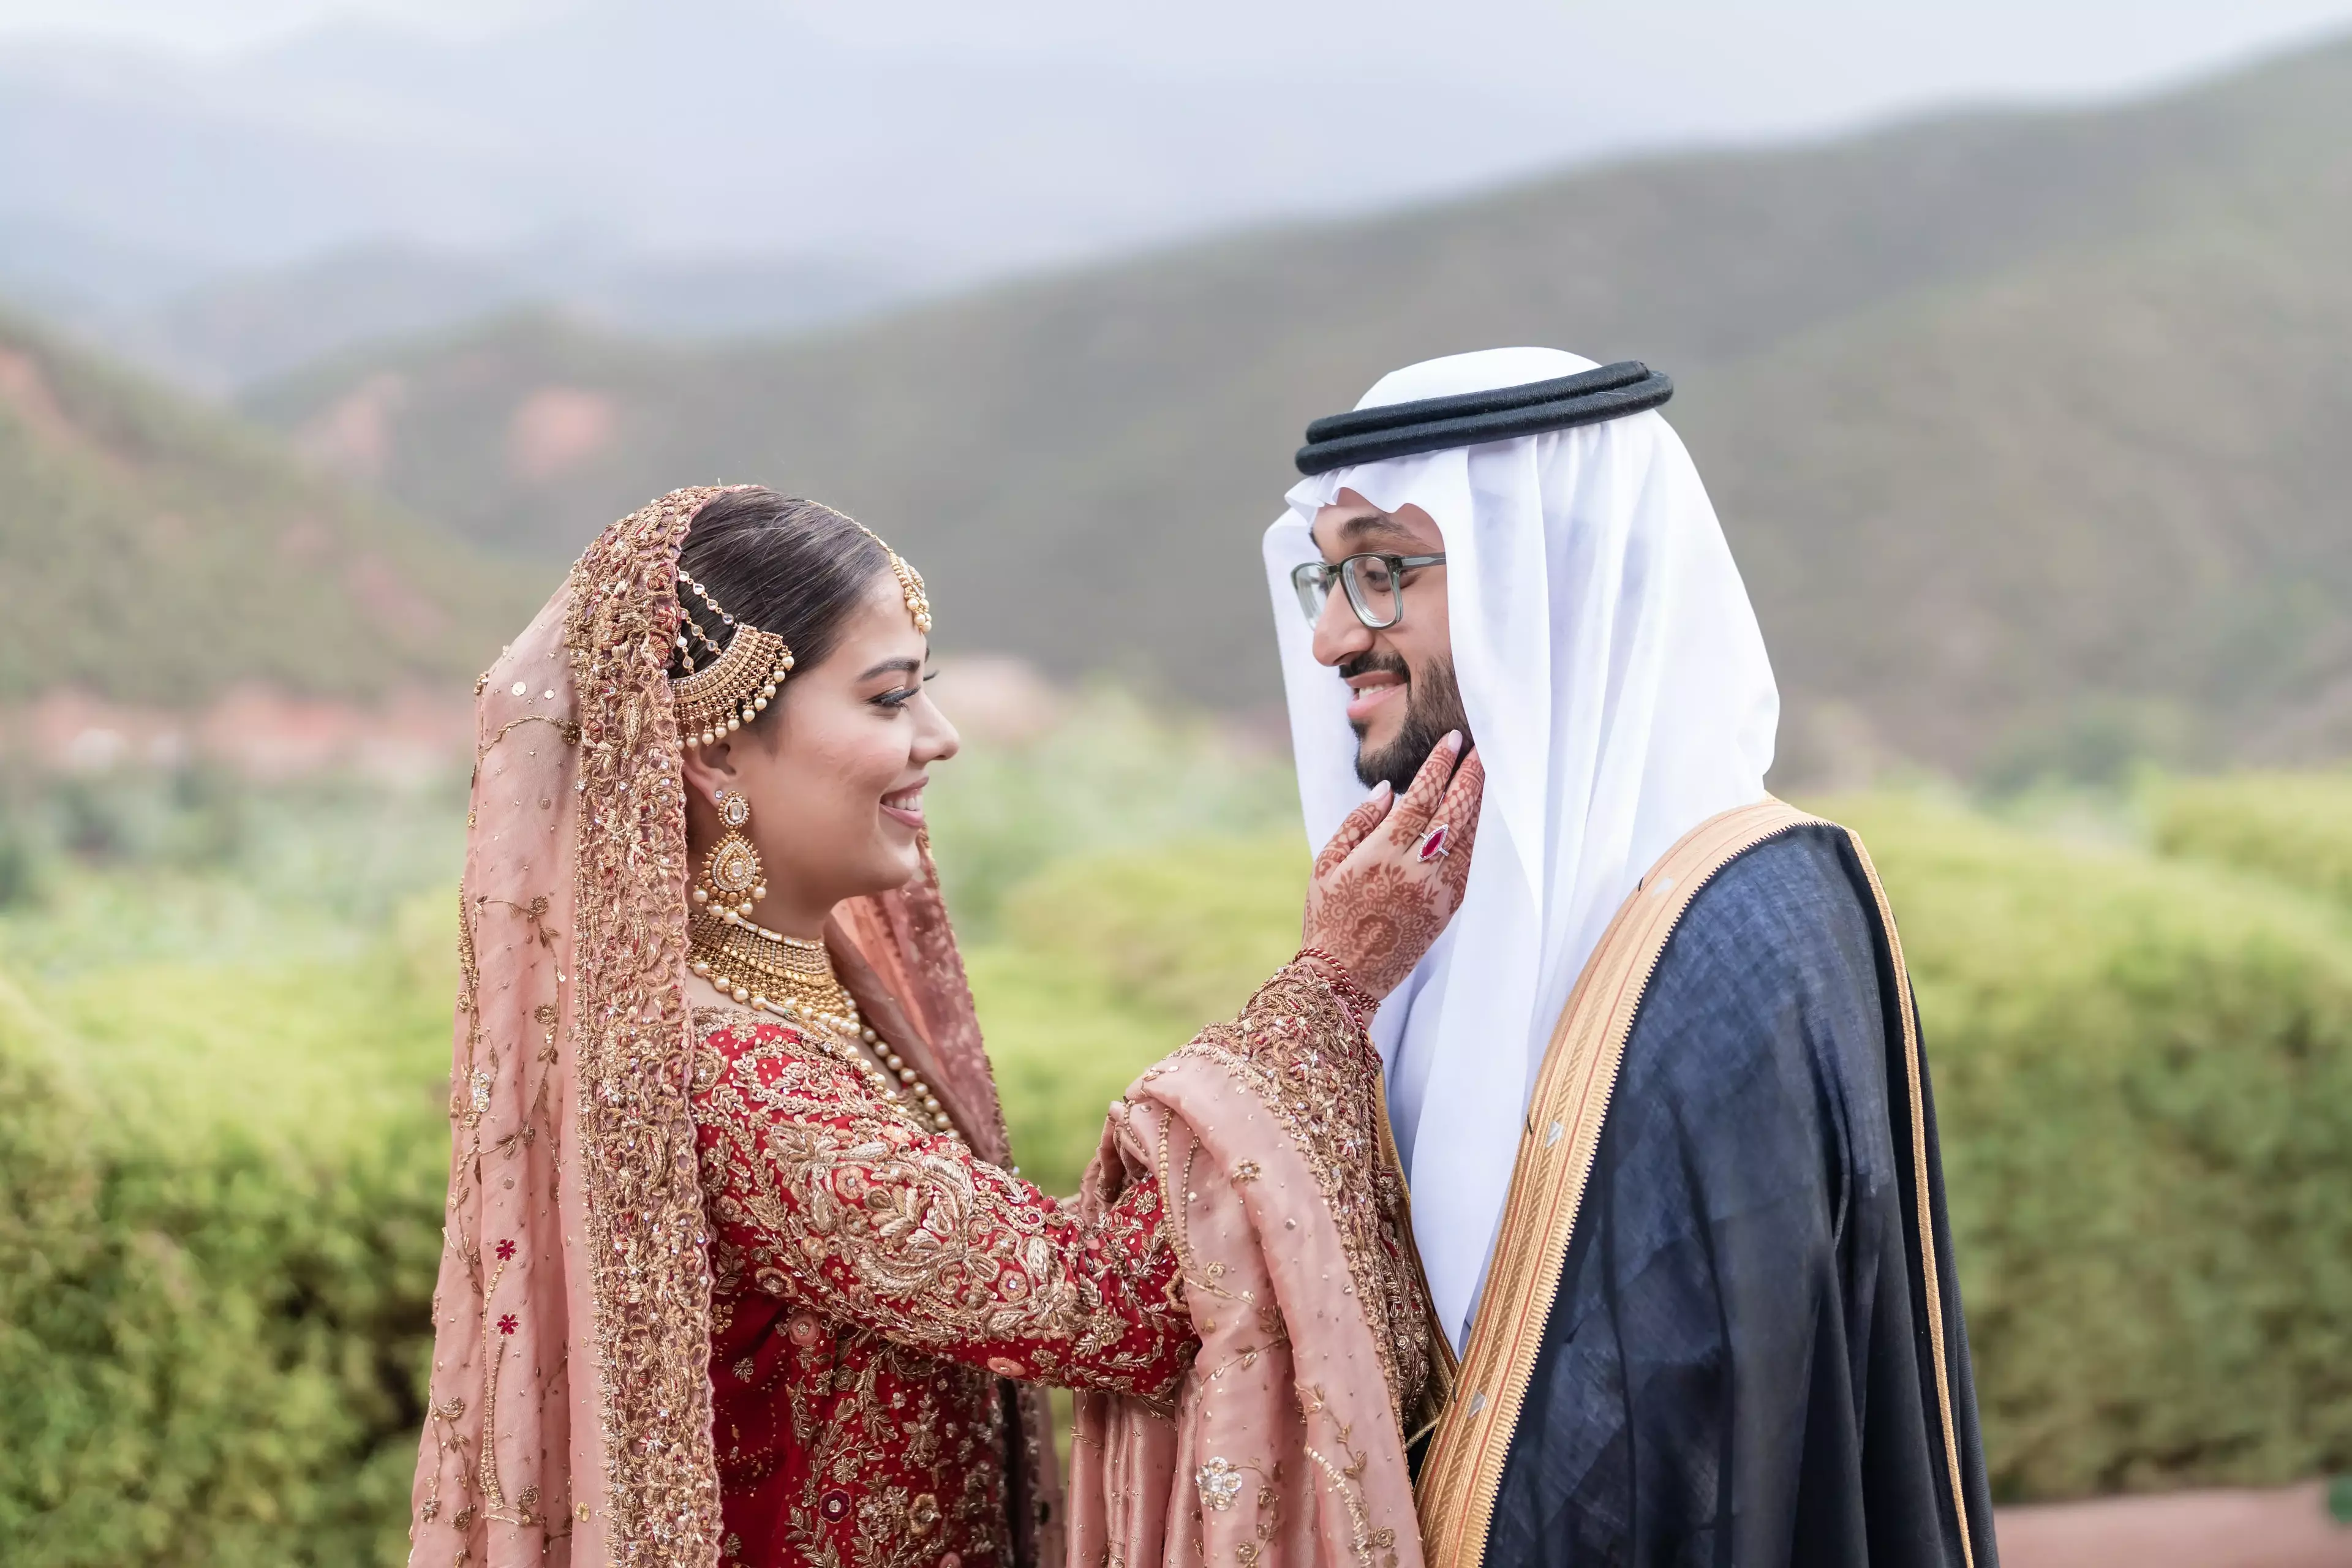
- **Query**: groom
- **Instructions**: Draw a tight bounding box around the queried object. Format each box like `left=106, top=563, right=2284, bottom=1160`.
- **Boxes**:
left=1262, top=351, right=1998, bottom=1568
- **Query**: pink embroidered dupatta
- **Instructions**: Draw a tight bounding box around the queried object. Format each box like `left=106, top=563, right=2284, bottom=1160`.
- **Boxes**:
left=1068, top=968, right=1451, bottom=1568
left=409, top=488, right=1060, bottom=1568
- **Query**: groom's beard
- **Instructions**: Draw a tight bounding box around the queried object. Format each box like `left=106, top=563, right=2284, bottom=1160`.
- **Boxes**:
left=1344, top=650, right=1472, bottom=794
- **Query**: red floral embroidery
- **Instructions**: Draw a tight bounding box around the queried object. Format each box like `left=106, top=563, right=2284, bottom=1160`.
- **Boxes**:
left=497, top=1314, right=519, bottom=1336
left=495, top=1238, right=517, bottom=1261
left=692, top=1011, right=1194, bottom=1566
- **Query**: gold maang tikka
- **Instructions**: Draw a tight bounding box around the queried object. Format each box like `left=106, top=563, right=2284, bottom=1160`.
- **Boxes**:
left=848, top=520, right=932, bottom=634
left=669, top=526, right=926, bottom=747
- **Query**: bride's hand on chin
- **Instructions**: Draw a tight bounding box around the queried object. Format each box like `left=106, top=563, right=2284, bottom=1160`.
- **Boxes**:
left=1300, top=733, right=1483, bottom=1002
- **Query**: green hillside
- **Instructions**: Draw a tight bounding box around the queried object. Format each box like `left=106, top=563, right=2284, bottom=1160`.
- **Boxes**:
left=242, top=36, right=2352, bottom=778
left=0, top=311, right=537, bottom=707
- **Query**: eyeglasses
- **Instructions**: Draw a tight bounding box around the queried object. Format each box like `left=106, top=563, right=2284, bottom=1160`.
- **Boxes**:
left=1290, top=552, right=1447, bottom=630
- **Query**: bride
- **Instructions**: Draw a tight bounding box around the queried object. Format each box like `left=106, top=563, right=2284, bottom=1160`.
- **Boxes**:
left=409, top=486, right=1482, bottom=1568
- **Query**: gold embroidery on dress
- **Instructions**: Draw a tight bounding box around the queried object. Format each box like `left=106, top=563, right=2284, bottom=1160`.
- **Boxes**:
left=691, top=1005, right=1190, bottom=1564
left=693, top=1009, right=1179, bottom=1382
left=477, top=1250, right=510, bottom=1517
left=562, top=486, right=732, bottom=1561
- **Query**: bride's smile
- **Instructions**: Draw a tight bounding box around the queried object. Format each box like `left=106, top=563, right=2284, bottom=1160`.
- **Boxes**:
left=680, top=566, right=960, bottom=946
left=878, top=778, right=927, bottom=829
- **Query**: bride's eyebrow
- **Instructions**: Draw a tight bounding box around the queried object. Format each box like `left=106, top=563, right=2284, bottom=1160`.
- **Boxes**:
left=858, top=657, right=924, bottom=682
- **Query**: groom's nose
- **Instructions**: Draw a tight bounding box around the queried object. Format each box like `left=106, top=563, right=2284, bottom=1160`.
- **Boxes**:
left=1311, top=579, right=1376, bottom=666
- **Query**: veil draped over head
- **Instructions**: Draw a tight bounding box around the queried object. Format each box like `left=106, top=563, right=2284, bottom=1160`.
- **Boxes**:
left=410, top=488, right=1050, bottom=1568
left=1261, top=350, right=1781, bottom=1349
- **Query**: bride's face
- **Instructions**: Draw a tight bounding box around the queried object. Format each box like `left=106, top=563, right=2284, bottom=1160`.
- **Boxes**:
left=682, top=572, right=959, bottom=931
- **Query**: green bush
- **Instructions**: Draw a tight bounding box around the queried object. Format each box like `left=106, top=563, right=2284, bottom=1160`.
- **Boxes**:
left=984, top=797, right=2352, bottom=1501
left=2150, top=769, right=2352, bottom=911
left=921, top=686, right=1298, bottom=936
left=11, top=752, right=2352, bottom=1559
left=0, top=935, right=448, bottom=1565
left=969, top=835, right=1308, bottom=1193
left=1831, top=793, right=2352, bottom=1499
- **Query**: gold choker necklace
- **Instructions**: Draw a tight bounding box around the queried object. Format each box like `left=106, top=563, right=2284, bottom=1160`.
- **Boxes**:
left=688, top=913, right=957, bottom=1139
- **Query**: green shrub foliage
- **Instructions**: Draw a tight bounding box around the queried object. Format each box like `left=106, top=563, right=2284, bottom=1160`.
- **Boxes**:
left=1833, top=794, right=2352, bottom=1499
left=0, top=954, right=445, bottom=1565
left=971, top=835, right=1309, bottom=1194
left=2151, top=770, right=2352, bottom=912
left=7, top=769, right=2352, bottom=1561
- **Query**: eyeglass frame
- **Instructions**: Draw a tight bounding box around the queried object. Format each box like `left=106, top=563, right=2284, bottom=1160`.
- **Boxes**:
left=1290, top=551, right=1448, bottom=630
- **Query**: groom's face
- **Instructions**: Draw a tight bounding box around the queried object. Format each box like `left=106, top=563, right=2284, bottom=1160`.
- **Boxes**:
left=1308, top=491, right=1470, bottom=793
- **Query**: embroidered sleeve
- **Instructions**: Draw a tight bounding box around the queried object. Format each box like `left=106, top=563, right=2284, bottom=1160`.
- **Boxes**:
left=1153, top=956, right=1438, bottom=1429
left=692, top=1016, right=1193, bottom=1396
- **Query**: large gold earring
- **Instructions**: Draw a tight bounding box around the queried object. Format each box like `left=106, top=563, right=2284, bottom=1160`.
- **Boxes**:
left=695, top=788, right=767, bottom=917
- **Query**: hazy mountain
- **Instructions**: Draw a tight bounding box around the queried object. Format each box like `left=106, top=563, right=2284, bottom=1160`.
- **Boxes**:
left=241, top=34, right=2352, bottom=780
left=0, top=211, right=220, bottom=323
left=0, top=0, right=1637, bottom=389
left=0, top=309, right=535, bottom=707
left=23, top=1, right=2341, bottom=396
left=0, top=1, right=1599, bottom=298
left=72, top=242, right=933, bottom=394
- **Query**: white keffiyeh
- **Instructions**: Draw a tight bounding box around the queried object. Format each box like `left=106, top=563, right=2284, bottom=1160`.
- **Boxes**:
left=1262, top=347, right=1780, bottom=1348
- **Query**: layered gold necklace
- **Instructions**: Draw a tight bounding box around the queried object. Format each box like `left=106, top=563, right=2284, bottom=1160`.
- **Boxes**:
left=689, top=908, right=958, bottom=1140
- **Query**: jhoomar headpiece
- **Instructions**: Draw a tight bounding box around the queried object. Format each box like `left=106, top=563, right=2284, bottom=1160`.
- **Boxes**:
left=672, top=526, right=932, bottom=748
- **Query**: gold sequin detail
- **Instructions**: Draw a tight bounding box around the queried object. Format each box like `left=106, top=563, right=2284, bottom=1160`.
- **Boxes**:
left=1178, top=962, right=1436, bottom=1431
left=562, top=486, right=733, bottom=1561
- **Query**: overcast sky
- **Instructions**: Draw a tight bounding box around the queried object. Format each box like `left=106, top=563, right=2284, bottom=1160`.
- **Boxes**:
left=7, top=0, right=2351, bottom=317
left=7, top=0, right=2352, bottom=146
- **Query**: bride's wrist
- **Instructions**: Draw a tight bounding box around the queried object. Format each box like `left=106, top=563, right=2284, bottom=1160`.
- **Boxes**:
left=1294, top=946, right=1380, bottom=1026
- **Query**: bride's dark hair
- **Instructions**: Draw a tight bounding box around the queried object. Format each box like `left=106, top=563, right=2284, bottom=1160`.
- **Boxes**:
left=671, top=488, right=892, bottom=682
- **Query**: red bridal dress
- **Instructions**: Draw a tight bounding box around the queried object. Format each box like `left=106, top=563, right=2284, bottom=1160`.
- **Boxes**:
left=410, top=489, right=1434, bottom=1568
left=690, top=1008, right=1191, bottom=1568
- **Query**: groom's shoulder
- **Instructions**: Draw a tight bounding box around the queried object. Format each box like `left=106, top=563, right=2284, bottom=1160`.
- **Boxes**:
left=1686, top=818, right=1879, bottom=956
left=1615, top=818, right=1896, bottom=1137
left=1638, top=819, right=1888, bottom=1048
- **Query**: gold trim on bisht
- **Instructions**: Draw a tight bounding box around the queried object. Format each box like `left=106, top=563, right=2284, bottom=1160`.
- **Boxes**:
left=1412, top=799, right=1975, bottom=1568
left=1847, top=828, right=1978, bottom=1568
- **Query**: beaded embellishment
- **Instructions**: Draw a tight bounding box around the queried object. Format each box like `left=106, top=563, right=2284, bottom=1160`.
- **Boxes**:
left=848, top=521, right=933, bottom=634
left=672, top=571, right=793, bottom=749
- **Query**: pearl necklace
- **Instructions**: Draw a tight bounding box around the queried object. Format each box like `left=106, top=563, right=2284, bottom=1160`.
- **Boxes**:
left=689, top=910, right=958, bottom=1140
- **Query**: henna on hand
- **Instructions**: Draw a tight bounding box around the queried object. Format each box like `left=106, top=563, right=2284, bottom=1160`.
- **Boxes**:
left=1313, top=780, right=1393, bottom=880
left=1306, top=861, right=1452, bottom=1000
left=1302, top=738, right=1485, bottom=1001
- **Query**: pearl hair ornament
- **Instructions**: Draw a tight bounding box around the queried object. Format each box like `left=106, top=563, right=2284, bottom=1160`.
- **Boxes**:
left=671, top=569, right=794, bottom=748
left=669, top=516, right=931, bottom=748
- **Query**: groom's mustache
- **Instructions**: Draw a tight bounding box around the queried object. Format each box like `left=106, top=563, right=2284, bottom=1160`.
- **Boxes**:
left=1337, top=650, right=1412, bottom=690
